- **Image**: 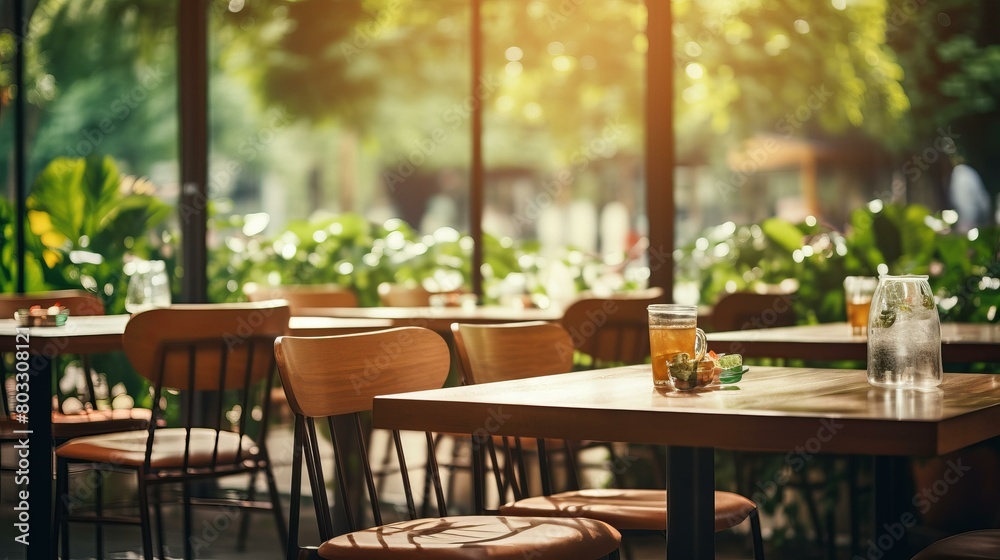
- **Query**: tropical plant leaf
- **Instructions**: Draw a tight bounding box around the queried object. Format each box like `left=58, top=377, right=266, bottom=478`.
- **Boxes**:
left=761, top=218, right=804, bottom=253
left=27, top=157, right=87, bottom=239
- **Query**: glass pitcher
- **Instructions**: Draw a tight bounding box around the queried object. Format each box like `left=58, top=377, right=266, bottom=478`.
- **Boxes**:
left=866, top=275, right=942, bottom=389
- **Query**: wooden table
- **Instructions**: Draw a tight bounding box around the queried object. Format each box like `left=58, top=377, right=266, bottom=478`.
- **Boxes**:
left=0, top=313, right=391, bottom=559
left=373, top=365, right=1000, bottom=559
left=0, top=314, right=394, bottom=349
left=296, top=305, right=564, bottom=335
left=707, top=322, right=1000, bottom=363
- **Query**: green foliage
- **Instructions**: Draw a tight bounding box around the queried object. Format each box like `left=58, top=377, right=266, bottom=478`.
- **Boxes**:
left=678, top=202, right=1000, bottom=324
left=0, top=198, right=15, bottom=291
left=209, top=214, right=470, bottom=306
left=26, top=155, right=171, bottom=313
left=207, top=211, right=624, bottom=306
left=887, top=0, right=1000, bottom=195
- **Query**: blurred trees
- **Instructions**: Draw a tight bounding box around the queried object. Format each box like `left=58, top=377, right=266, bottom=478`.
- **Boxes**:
left=3, top=0, right=996, bottom=199
left=1, top=0, right=997, bottom=303
left=0, top=0, right=177, bottom=180
left=887, top=0, right=1000, bottom=197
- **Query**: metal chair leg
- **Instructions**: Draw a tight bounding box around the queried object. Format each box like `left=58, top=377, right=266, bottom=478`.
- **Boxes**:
left=237, top=471, right=260, bottom=551
left=154, top=485, right=167, bottom=560
left=182, top=480, right=193, bottom=560
left=136, top=472, right=154, bottom=560
left=95, top=469, right=104, bottom=559
left=55, top=458, right=69, bottom=560
left=266, top=464, right=290, bottom=556
left=750, top=508, right=766, bottom=560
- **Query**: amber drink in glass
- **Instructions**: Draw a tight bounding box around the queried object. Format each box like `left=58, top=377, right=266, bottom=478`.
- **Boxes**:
left=647, top=305, right=707, bottom=387
left=844, top=276, right=878, bottom=335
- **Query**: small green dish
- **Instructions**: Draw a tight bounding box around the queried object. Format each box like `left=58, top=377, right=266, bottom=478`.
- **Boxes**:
left=719, top=366, right=750, bottom=384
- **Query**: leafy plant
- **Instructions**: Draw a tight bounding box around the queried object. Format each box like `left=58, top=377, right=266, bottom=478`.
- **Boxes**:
left=677, top=202, right=1000, bottom=325
left=26, top=155, right=171, bottom=313
left=207, top=211, right=627, bottom=306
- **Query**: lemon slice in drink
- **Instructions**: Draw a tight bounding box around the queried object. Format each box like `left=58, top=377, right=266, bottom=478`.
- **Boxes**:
left=717, top=353, right=742, bottom=370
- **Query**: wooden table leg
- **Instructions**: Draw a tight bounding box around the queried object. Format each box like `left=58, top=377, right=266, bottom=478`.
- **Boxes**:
left=667, top=446, right=715, bottom=559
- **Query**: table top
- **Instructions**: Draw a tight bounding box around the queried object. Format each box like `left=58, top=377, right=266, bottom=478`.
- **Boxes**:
left=0, top=315, right=129, bottom=353
left=296, top=305, right=565, bottom=333
left=0, top=314, right=395, bottom=352
left=287, top=315, right=394, bottom=336
left=707, top=322, right=1000, bottom=362
left=374, top=365, right=1000, bottom=457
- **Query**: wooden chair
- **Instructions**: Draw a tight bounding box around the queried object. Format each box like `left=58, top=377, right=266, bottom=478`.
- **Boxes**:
left=451, top=321, right=764, bottom=559
left=560, top=287, right=665, bottom=368
left=376, top=282, right=433, bottom=307
left=912, top=530, right=1000, bottom=559
left=245, top=282, right=358, bottom=311
left=53, top=302, right=291, bottom=560
left=274, top=327, right=622, bottom=560
left=709, top=291, right=797, bottom=332
left=0, top=290, right=151, bottom=440
left=559, top=288, right=668, bottom=490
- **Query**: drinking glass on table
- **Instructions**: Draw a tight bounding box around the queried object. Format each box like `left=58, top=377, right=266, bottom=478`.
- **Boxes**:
left=647, top=304, right=707, bottom=387
left=844, top=276, right=878, bottom=335
left=125, top=259, right=171, bottom=313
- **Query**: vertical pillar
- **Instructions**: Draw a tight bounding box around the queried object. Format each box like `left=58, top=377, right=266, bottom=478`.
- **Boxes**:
left=470, top=0, right=484, bottom=298
left=14, top=0, right=26, bottom=293
left=645, top=0, right=675, bottom=302
left=178, top=0, right=209, bottom=303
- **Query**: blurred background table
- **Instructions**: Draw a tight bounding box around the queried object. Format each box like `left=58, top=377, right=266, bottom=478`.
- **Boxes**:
left=707, top=322, right=1000, bottom=362
left=296, top=305, right=564, bottom=335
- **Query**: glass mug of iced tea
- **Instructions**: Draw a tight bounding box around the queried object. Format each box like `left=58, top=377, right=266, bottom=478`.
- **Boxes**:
left=647, top=304, right=708, bottom=387
left=844, top=276, right=878, bottom=335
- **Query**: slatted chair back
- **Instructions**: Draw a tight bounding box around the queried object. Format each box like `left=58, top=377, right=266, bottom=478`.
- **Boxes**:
left=560, top=287, right=664, bottom=367
left=274, top=327, right=452, bottom=549
left=122, top=302, right=290, bottom=472
left=451, top=321, right=580, bottom=506
left=452, top=321, right=574, bottom=385
left=244, top=282, right=358, bottom=311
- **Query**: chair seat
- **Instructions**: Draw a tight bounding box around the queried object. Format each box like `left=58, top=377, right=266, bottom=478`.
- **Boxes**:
left=500, top=488, right=757, bottom=532
left=317, top=515, right=620, bottom=560
left=912, top=530, right=1000, bottom=559
left=55, top=427, right=257, bottom=468
left=51, top=408, right=152, bottom=439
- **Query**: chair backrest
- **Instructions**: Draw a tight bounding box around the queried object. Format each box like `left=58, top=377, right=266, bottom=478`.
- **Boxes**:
left=244, top=283, right=358, bottom=311
left=274, top=327, right=450, bottom=418
left=0, top=289, right=104, bottom=318
left=275, top=328, right=451, bottom=548
left=559, top=287, right=664, bottom=366
left=122, top=302, right=290, bottom=471
left=377, top=282, right=433, bottom=307
left=451, top=321, right=574, bottom=385
left=451, top=321, right=580, bottom=506
left=710, top=291, right=797, bottom=332
left=124, top=302, right=290, bottom=391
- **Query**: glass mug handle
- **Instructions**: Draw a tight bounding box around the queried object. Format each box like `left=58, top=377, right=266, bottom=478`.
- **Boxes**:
left=693, top=328, right=708, bottom=362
